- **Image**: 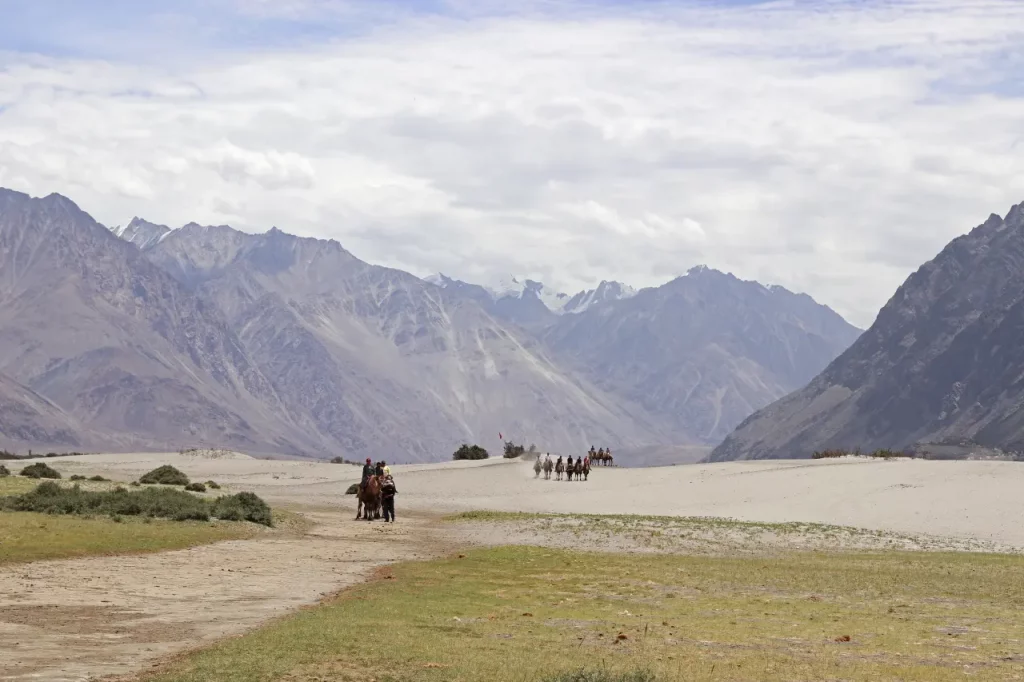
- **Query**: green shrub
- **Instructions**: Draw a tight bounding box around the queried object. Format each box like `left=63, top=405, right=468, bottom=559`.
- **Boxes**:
left=130, top=481, right=141, bottom=487
left=503, top=441, right=526, bottom=459
left=185, top=482, right=207, bottom=493
left=70, top=474, right=86, bottom=481
left=345, top=483, right=359, bottom=495
left=139, top=465, right=189, bottom=486
left=0, top=482, right=273, bottom=526
left=20, top=462, right=61, bottom=479
left=452, top=444, right=489, bottom=460
left=205, top=480, right=221, bottom=489
left=88, top=475, right=109, bottom=482
left=210, top=492, right=273, bottom=526
left=0, top=464, right=9, bottom=477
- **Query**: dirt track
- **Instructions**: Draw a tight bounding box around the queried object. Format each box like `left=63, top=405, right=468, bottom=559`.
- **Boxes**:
left=0, top=510, right=453, bottom=682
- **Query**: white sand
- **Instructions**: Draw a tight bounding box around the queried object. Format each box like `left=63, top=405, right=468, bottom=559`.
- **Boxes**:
left=28, top=452, right=1024, bottom=549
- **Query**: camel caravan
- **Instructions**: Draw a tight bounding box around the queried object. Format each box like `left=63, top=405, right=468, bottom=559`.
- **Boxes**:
left=534, top=446, right=615, bottom=481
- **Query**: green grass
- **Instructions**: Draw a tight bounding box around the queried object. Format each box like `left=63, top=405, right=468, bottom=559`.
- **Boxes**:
left=0, top=475, right=37, bottom=496
left=0, top=512, right=261, bottom=565
left=139, top=546, right=1024, bottom=682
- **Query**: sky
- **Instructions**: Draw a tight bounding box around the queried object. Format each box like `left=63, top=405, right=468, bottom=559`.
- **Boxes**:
left=1, top=0, right=1023, bottom=328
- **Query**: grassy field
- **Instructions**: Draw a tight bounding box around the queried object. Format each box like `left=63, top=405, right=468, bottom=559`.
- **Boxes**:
left=0, top=478, right=300, bottom=565
left=139, top=545, right=1024, bottom=682
left=0, top=512, right=264, bottom=565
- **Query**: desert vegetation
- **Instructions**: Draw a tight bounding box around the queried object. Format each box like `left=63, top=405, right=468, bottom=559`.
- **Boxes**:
left=0, top=464, right=9, bottom=477
left=135, top=544, right=1024, bottom=682
left=453, top=443, right=489, bottom=460
left=502, top=441, right=539, bottom=458
left=20, top=462, right=61, bottom=478
left=1, top=481, right=273, bottom=526
left=139, top=464, right=191, bottom=486
left=0, top=449, right=90, bottom=460
left=811, top=448, right=913, bottom=460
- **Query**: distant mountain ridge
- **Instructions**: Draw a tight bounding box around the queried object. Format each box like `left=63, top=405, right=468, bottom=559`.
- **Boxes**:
left=0, top=186, right=862, bottom=462
left=709, top=199, right=1024, bottom=461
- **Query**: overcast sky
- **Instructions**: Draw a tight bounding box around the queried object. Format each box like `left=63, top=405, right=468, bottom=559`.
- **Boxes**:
left=1, top=0, right=1022, bottom=327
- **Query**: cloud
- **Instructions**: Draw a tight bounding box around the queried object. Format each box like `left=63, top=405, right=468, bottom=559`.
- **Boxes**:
left=1, top=0, right=1023, bottom=327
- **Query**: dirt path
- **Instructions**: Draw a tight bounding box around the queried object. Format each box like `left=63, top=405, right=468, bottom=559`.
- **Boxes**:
left=0, top=510, right=454, bottom=682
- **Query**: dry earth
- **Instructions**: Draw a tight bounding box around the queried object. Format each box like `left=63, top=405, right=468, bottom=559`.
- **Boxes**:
left=4, top=450, right=1024, bottom=681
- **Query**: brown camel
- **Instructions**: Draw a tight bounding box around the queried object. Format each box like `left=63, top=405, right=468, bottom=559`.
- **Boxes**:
left=356, top=475, right=382, bottom=520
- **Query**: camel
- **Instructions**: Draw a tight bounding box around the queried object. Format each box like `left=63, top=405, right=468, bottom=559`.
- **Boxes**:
left=574, top=458, right=583, bottom=480
left=534, top=456, right=542, bottom=478
left=582, top=457, right=590, bottom=481
left=543, top=457, right=553, bottom=479
left=356, top=475, right=382, bottom=520
left=555, top=458, right=565, bottom=481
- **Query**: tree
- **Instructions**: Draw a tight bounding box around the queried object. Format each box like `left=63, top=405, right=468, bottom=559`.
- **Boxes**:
left=453, top=444, right=489, bottom=461
left=503, top=441, right=526, bottom=459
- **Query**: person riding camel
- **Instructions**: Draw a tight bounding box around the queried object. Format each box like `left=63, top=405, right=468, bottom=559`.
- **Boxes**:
left=361, top=458, right=373, bottom=487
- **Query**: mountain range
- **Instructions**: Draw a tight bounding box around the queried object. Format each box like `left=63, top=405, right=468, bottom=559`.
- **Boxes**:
left=710, top=199, right=1024, bottom=461
left=0, top=187, right=861, bottom=462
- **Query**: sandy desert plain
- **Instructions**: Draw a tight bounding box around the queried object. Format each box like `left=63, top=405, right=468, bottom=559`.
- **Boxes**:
left=2, top=450, right=1024, bottom=682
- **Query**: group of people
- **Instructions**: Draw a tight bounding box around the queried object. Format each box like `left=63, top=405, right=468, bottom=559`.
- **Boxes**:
left=360, top=457, right=397, bottom=522
left=534, top=446, right=615, bottom=481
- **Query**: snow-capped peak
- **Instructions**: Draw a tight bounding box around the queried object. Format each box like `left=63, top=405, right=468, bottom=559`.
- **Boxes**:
left=115, top=217, right=172, bottom=251
left=562, top=280, right=637, bottom=314
left=492, top=275, right=572, bottom=313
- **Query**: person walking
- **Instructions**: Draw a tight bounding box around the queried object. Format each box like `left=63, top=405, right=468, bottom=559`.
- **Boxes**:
left=381, top=474, right=398, bottom=522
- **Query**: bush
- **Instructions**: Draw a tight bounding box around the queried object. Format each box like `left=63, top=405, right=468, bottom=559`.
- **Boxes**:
left=185, top=482, right=207, bottom=493
left=345, top=483, right=359, bottom=495
left=139, top=465, right=190, bottom=486
left=0, top=482, right=274, bottom=526
left=503, top=441, right=526, bottom=459
left=20, top=462, right=61, bottom=479
left=0, top=464, right=9, bottom=477
left=70, top=474, right=86, bottom=481
left=812, top=448, right=914, bottom=460
left=453, top=444, right=489, bottom=461
left=210, top=492, right=273, bottom=526
left=205, top=480, right=221, bottom=489
left=0, top=450, right=19, bottom=460
left=89, top=475, right=109, bottom=482
left=330, top=456, right=345, bottom=464
left=130, top=481, right=141, bottom=487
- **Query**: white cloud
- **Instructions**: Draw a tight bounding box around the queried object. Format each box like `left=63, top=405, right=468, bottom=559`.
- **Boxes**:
left=1, top=0, right=1024, bottom=327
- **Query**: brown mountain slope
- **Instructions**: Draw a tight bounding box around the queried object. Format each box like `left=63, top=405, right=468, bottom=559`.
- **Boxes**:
left=709, top=200, right=1024, bottom=461
left=0, top=188, right=319, bottom=455
left=543, top=266, right=863, bottom=444
left=141, top=223, right=673, bottom=460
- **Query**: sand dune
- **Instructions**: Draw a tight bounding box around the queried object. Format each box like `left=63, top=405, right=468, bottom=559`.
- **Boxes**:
left=31, top=452, right=1024, bottom=549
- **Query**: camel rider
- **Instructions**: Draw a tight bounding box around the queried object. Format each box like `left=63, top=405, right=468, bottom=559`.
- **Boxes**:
left=361, top=458, right=374, bottom=488
left=381, top=474, right=398, bottom=522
